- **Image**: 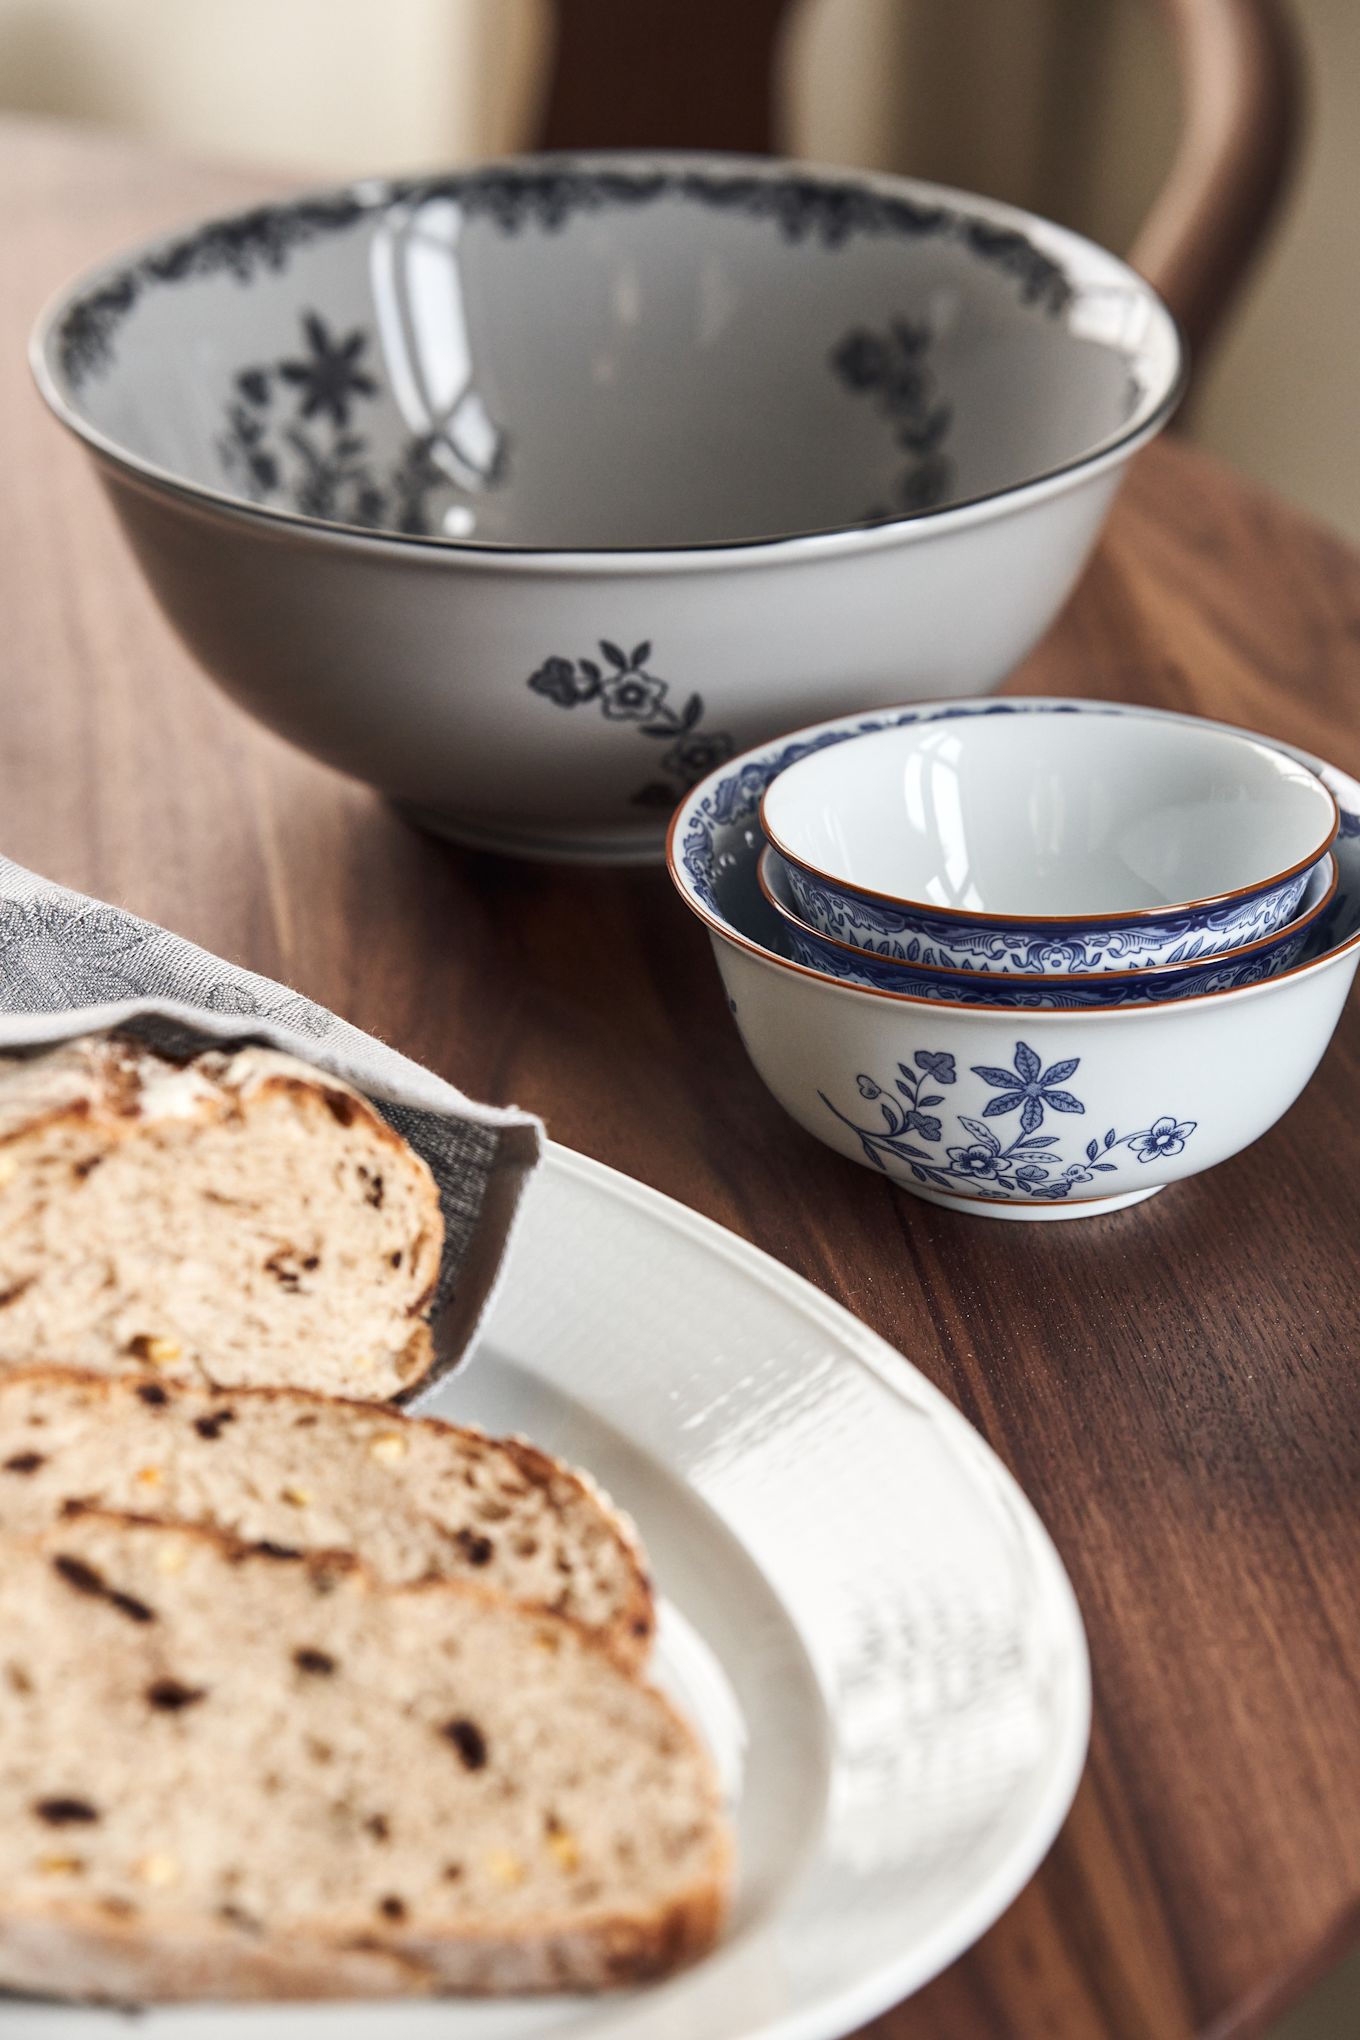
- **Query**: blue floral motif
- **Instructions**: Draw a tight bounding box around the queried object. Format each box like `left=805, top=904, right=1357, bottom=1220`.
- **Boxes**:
left=527, top=640, right=733, bottom=808
left=914, top=1049, right=956, bottom=1084
left=1128, top=1116, right=1196, bottom=1161
left=819, top=1042, right=1198, bottom=1202
left=780, top=916, right=1304, bottom=1007
left=972, top=1043, right=1083, bottom=1134
left=783, top=854, right=1313, bottom=972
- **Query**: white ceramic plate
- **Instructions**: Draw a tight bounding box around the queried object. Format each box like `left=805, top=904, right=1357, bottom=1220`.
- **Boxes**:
left=7, top=1145, right=1088, bottom=2040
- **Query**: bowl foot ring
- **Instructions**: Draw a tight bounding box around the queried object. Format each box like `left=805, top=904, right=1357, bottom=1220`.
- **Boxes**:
left=391, top=798, right=667, bottom=867
left=902, top=1182, right=1164, bottom=1223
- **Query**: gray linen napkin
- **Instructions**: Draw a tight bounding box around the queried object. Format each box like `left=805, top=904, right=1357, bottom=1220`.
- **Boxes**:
left=0, top=853, right=544, bottom=1397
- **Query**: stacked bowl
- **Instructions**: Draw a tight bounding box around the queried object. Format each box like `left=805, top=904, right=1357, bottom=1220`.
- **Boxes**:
left=667, top=700, right=1359, bottom=1219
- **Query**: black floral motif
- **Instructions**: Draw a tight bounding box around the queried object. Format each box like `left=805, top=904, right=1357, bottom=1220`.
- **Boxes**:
left=526, top=639, right=733, bottom=808
left=277, top=313, right=377, bottom=427
left=216, top=312, right=449, bottom=535
left=528, top=656, right=591, bottom=708
left=831, top=318, right=953, bottom=516
left=57, top=196, right=368, bottom=386
left=599, top=667, right=668, bottom=721
left=662, top=731, right=735, bottom=783
left=57, top=165, right=1072, bottom=390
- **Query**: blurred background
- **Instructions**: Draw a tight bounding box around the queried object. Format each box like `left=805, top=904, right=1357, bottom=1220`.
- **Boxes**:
left=1, top=0, right=1357, bottom=537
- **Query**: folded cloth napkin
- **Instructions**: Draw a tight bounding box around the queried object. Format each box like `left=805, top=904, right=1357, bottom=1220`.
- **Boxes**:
left=0, top=852, right=544, bottom=1395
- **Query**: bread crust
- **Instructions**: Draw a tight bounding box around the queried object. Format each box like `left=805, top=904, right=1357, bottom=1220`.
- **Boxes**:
left=0, top=1364, right=656, bottom=1668
left=0, top=1514, right=729, bottom=2003
left=0, top=1875, right=730, bottom=2000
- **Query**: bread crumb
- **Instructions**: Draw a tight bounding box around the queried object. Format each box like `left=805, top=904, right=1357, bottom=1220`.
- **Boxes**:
left=136, top=1853, right=179, bottom=1888
left=135, top=1466, right=162, bottom=1488
left=155, top=1541, right=187, bottom=1575
left=281, top=1486, right=314, bottom=1509
left=0, top=1154, right=17, bottom=1189
left=485, top=1849, right=524, bottom=1888
left=369, top=1432, right=407, bottom=1464
left=547, top=1831, right=580, bottom=1871
left=37, top=1855, right=83, bottom=1876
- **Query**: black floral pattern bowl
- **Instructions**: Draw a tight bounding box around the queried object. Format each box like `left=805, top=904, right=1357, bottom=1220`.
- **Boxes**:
left=667, top=697, right=1360, bottom=1220
left=31, top=154, right=1183, bottom=861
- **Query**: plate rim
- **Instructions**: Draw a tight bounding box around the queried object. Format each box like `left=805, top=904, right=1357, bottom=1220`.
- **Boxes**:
left=505, top=1141, right=1093, bottom=2040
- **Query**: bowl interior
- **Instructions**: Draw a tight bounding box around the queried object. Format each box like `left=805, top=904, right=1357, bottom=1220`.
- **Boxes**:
left=44, top=158, right=1180, bottom=552
left=670, top=701, right=1360, bottom=997
left=760, top=712, right=1337, bottom=917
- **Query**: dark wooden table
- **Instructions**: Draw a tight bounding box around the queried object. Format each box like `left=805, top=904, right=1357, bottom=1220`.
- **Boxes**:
left=4, top=117, right=1359, bottom=2040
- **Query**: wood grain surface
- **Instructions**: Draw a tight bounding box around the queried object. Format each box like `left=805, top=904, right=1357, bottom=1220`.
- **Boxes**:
left=3, top=118, right=1358, bottom=2040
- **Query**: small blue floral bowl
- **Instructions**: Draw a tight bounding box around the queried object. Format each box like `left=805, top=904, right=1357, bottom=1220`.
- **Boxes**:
left=667, top=697, right=1360, bottom=1220
left=759, top=707, right=1339, bottom=972
left=759, top=846, right=1337, bottom=1008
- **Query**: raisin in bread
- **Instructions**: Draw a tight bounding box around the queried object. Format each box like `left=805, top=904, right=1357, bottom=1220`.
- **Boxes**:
left=0, top=1513, right=729, bottom=2001
left=0, top=1368, right=653, bottom=1668
left=0, top=1034, right=443, bottom=1399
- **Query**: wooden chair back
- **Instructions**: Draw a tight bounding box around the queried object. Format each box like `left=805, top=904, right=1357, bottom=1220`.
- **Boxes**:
left=536, top=0, right=1300, bottom=365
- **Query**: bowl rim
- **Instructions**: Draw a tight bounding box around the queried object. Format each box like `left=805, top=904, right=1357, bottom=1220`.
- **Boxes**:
left=29, top=148, right=1187, bottom=570
left=665, top=696, right=1360, bottom=1020
left=756, top=842, right=1338, bottom=987
left=758, top=711, right=1341, bottom=925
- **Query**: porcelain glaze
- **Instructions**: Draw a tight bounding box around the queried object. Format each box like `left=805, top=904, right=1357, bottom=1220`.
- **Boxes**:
left=32, top=155, right=1182, bottom=861
left=668, top=699, right=1360, bottom=1218
left=761, top=711, right=1338, bottom=970
left=760, top=845, right=1335, bottom=1007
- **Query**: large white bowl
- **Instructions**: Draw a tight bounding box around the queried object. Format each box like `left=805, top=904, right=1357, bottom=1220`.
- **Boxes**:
left=668, top=699, right=1360, bottom=1220
left=32, top=154, right=1182, bottom=862
left=761, top=709, right=1337, bottom=970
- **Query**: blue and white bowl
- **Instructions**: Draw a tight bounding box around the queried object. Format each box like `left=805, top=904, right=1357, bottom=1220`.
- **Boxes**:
left=759, top=844, right=1336, bottom=1008
left=667, top=698, right=1360, bottom=1220
left=33, top=154, right=1181, bottom=862
left=759, top=707, right=1338, bottom=971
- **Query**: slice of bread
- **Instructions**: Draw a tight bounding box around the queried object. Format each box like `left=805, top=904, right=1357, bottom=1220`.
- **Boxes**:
left=0, top=1034, right=444, bottom=1400
left=0, top=1368, right=654, bottom=1669
left=0, top=1512, right=729, bottom=2001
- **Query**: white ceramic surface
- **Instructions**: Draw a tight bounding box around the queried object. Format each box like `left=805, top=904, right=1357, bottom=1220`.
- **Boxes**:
left=669, top=699, right=1360, bottom=1219
left=759, top=844, right=1337, bottom=1008
left=32, top=154, right=1182, bottom=861
left=5, top=1142, right=1090, bottom=2040
left=761, top=711, right=1338, bottom=970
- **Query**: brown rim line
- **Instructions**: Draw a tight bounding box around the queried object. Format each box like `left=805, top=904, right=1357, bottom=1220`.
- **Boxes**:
left=694, top=887, right=1360, bottom=1016
left=29, top=155, right=1186, bottom=567
left=758, top=776, right=1342, bottom=929
left=755, top=848, right=1340, bottom=986
left=665, top=812, right=1360, bottom=1020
